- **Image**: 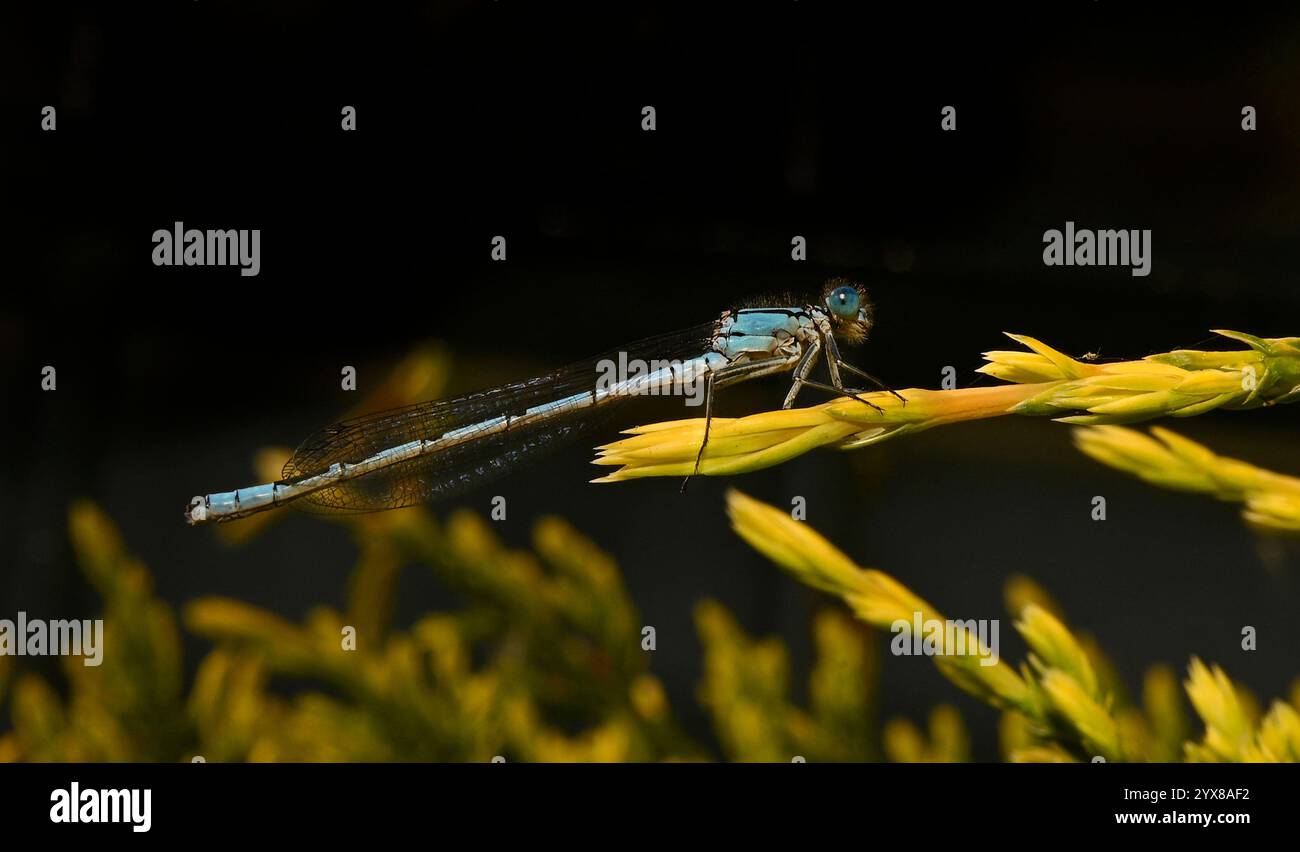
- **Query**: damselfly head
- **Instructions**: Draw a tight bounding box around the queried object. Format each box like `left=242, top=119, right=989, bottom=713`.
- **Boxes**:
left=821, top=278, right=873, bottom=343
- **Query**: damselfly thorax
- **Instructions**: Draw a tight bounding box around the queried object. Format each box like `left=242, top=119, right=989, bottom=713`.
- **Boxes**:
left=185, top=278, right=900, bottom=525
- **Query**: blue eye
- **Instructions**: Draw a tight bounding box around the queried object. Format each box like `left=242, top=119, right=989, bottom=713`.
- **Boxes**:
left=827, top=286, right=860, bottom=320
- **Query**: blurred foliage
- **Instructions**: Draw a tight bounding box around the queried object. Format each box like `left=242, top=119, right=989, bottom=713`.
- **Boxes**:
left=728, top=489, right=1300, bottom=763
left=185, top=505, right=697, bottom=762
left=3, top=504, right=187, bottom=761
left=1074, top=425, right=1300, bottom=534
left=0, top=498, right=887, bottom=763
left=3, top=344, right=1296, bottom=762
left=696, top=601, right=879, bottom=761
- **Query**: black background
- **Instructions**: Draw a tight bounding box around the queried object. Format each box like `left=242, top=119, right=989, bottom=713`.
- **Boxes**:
left=2, top=3, right=1299, bottom=760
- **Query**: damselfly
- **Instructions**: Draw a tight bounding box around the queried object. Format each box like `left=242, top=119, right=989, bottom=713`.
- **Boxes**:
left=185, top=278, right=901, bottom=525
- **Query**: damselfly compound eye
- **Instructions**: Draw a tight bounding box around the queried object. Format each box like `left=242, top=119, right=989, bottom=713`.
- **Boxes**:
left=827, top=285, right=860, bottom=320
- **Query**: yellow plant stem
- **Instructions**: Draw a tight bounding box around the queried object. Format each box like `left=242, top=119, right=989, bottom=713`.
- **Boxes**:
left=594, top=382, right=1051, bottom=481
left=594, top=330, right=1300, bottom=483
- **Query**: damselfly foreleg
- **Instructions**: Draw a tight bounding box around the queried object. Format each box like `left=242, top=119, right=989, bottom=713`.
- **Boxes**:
left=820, top=330, right=903, bottom=411
left=796, top=378, right=887, bottom=413
left=835, top=360, right=906, bottom=405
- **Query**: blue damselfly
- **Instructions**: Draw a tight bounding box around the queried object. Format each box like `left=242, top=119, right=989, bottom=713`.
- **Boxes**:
left=185, top=278, right=900, bottom=525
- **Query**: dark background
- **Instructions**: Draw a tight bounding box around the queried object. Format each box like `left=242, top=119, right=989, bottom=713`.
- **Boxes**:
left=2, top=2, right=1299, bottom=759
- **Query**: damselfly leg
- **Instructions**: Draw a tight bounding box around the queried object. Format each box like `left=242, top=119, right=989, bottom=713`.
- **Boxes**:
left=782, top=331, right=902, bottom=413
left=682, top=354, right=801, bottom=489
left=836, top=359, right=907, bottom=405
left=781, top=337, right=823, bottom=409
left=793, top=378, right=886, bottom=412
left=683, top=371, right=715, bottom=493
left=821, top=330, right=904, bottom=411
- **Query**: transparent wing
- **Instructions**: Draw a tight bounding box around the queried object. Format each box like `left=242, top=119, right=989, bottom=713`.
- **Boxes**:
left=281, top=323, right=718, bottom=513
